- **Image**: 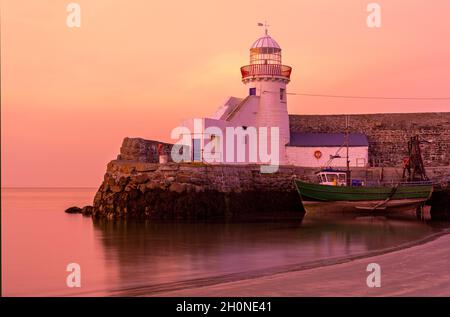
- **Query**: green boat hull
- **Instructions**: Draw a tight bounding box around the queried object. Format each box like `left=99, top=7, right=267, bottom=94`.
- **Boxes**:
left=294, top=180, right=433, bottom=214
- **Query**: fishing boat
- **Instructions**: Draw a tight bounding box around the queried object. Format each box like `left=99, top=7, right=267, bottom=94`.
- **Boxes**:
left=294, top=169, right=433, bottom=214
left=294, top=116, right=433, bottom=214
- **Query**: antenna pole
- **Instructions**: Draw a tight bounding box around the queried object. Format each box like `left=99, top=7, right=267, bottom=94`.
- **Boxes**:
left=258, top=21, right=270, bottom=35
left=346, top=115, right=351, bottom=186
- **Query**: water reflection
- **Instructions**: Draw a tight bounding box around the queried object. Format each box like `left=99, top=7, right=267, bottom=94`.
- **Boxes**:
left=2, top=188, right=447, bottom=296
left=92, top=215, right=440, bottom=294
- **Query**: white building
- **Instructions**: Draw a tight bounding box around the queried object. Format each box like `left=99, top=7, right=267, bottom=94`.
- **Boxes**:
left=178, top=29, right=368, bottom=168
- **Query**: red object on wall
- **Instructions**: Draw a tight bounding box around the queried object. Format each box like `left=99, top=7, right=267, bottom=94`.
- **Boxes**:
left=314, top=150, right=322, bottom=159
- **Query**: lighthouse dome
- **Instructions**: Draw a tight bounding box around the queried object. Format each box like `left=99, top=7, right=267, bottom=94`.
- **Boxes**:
left=250, top=35, right=281, bottom=50
left=240, top=29, right=291, bottom=81
left=249, top=34, right=282, bottom=65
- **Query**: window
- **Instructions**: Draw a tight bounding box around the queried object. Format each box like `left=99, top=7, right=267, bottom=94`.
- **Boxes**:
left=192, top=139, right=201, bottom=162
left=326, top=174, right=337, bottom=183
left=249, top=87, right=256, bottom=96
left=280, top=88, right=285, bottom=101
left=209, top=135, right=216, bottom=154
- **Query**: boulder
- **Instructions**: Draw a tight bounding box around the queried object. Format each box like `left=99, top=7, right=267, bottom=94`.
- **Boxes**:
left=81, top=206, right=94, bottom=216
left=110, top=185, right=123, bottom=193
left=169, top=183, right=187, bottom=193
left=65, top=206, right=82, bottom=214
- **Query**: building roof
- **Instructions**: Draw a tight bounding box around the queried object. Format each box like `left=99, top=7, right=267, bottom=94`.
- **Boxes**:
left=251, top=35, right=281, bottom=49
left=289, top=132, right=369, bottom=147
left=211, top=96, right=243, bottom=120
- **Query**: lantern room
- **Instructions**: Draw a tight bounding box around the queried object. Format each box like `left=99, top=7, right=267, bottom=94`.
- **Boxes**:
left=240, top=30, right=292, bottom=81
left=249, top=33, right=282, bottom=65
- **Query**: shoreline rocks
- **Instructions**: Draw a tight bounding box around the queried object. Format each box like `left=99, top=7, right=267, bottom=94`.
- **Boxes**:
left=81, top=206, right=94, bottom=216
left=65, top=206, right=82, bottom=214
left=65, top=206, right=94, bottom=216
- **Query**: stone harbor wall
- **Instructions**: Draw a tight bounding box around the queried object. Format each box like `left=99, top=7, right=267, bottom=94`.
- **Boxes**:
left=89, top=112, right=450, bottom=220
left=92, top=161, right=314, bottom=220
left=117, top=137, right=173, bottom=163
left=290, top=112, right=450, bottom=167
left=91, top=157, right=450, bottom=220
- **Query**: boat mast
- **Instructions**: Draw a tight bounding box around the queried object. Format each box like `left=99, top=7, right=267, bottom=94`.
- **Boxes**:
left=345, top=115, right=351, bottom=186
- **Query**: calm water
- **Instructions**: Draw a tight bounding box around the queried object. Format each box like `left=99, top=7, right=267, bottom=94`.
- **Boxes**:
left=1, top=188, right=445, bottom=296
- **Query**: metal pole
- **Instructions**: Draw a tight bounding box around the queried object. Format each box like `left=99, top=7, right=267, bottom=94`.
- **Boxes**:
left=346, top=115, right=351, bottom=186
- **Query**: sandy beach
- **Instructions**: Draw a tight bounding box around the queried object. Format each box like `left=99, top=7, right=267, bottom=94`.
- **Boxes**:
left=154, top=232, right=450, bottom=297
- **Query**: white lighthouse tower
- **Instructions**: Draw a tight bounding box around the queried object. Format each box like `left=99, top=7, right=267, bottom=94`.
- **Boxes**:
left=180, top=27, right=370, bottom=168
left=240, top=26, right=292, bottom=163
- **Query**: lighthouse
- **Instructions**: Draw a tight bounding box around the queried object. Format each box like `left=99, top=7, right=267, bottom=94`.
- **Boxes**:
left=240, top=27, right=292, bottom=160
left=178, top=26, right=367, bottom=169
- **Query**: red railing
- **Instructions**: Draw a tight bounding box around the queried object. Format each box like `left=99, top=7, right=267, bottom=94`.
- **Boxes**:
left=240, top=64, right=292, bottom=79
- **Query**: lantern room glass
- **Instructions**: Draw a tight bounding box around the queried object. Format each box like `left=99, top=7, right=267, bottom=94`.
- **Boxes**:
left=250, top=47, right=282, bottom=65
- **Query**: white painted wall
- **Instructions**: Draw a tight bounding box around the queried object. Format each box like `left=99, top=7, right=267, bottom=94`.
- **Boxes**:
left=227, top=96, right=259, bottom=127
left=241, top=80, right=290, bottom=164
left=178, top=117, right=285, bottom=165
left=285, top=146, right=368, bottom=168
left=244, top=80, right=289, bottom=146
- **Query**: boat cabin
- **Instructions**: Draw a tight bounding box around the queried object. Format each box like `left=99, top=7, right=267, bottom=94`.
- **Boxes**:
left=316, top=169, right=347, bottom=186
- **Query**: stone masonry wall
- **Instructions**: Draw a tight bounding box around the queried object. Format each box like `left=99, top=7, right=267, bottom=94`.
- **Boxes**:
left=117, top=137, right=173, bottom=163
left=92, top=159, right=450, bottom=220
left=90, top=112, right=450, bottom=220
left=92, top=161, right=315, bottom=220
left=289, top=112, right=450, bottom=167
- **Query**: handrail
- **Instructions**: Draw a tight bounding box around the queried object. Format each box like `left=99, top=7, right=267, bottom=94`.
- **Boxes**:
left=240, top=64, right=292, bottom=79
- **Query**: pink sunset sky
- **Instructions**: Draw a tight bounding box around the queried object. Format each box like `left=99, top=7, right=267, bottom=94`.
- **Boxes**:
left=1, top=0, right=450, bottom=187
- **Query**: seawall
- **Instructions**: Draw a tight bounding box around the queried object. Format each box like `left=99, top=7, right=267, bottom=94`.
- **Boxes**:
left=92, top=156, right=450, bottom=220
left=92, top=161, right=309, bottom=220
left=91, top=112, right=450, bottom=220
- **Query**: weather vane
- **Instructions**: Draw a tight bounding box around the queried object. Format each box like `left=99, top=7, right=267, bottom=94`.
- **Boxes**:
left=257, top=21, right=270, bottom=35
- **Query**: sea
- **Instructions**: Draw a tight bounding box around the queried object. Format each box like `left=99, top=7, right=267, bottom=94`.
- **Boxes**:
left=2, top=188, right=447, bottom=296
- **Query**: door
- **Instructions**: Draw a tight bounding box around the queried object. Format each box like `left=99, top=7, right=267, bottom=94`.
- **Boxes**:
left=192, top=138, right=202, bottom=162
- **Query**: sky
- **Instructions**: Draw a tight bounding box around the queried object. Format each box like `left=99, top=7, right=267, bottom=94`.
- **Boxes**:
left=1, top=0, right=450, bottom=187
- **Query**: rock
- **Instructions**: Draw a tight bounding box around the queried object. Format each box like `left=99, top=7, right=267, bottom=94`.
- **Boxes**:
left=118, top=176, right=130, bottom=186
left=145, top=182, right=159, bottom=190
left=125, top=183, right=137, bottom=191
left=110, top=185, right=123, bottom=193
left=65, top=206, right=82, bottom=214
left=81, top=206, right=93, bottom=216
left=176, top=175, right=192, bottom=183
left=169, top=183, right=187, bottom=193
left=193, top=185, right=204, bottom=193
left=160, top=164, right=179, bottom=171
left=133, top=174, right=149, bottom=184
left=135, top=163, right=158, bottom=172
left=107, top=177, right=116, bottom=187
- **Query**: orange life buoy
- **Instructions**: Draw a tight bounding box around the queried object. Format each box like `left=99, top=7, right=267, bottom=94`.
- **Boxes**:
left=314, top=150, right=322, bottom=159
